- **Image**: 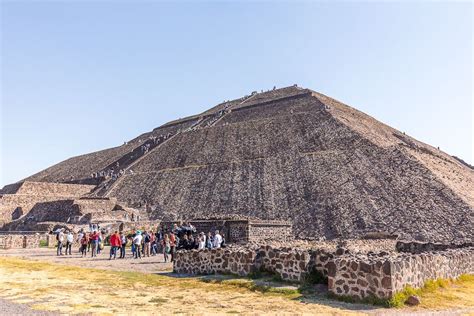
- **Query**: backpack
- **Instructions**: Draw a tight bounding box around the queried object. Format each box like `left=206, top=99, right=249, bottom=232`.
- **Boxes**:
left=144, top=234, right=150, bottom=243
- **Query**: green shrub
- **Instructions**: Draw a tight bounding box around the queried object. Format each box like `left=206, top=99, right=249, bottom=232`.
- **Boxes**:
left=39, top=239, right=48, bottom=248
left=303, top=267, right=328, bottom=285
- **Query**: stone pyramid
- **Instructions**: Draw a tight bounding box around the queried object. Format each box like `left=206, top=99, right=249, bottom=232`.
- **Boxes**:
left=17, top=86, right=474, bottom=242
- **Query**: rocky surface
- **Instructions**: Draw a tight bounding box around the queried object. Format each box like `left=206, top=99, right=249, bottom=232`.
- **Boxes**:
left=5, top=85, right=472, bottom=243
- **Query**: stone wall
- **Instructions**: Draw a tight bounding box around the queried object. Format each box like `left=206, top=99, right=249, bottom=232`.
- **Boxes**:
left=248, top=221, right=292, bottom=243
left=327, top=247, right=474, bottom=300
left=161, top=219, right=291, bottom=244
left=395, top=240, right=473, bottom=254
left=174, top=244, right=474, bottom=300
left=174, top=245, right=333, bottom=282
left=0, top=233, right=48, bottom=249
left=14, top=181, right=95, bottom=196
left=391, top=248, right=474, bottom=291
left=174, top=247, right=258, bottom=276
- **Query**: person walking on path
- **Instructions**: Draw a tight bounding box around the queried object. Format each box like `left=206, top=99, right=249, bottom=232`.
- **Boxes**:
left=133, top=231, right=143, bottom=259
left=143, top=231, right=151, bottom=257
left=109, top=231, right=121, bottom=260
left=119, top=232, right=127, bottom=258
left=65, top=231, right=74, bottom=255
left=56, top=230, right=65, bottom=256
left=80, top=233, right=89, bottom=257
left=90, top=230, right=100, bottom=257
left=169, top=232, right=177, bottom=262
left=162, top=234, right=170, bottom=262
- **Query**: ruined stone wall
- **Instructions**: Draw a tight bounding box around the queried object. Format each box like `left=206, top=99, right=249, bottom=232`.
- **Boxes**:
left=227, top=221, right=249, bottom=243
left=15, top=182, right=95, bottom=196
left=0, top=194, right=72, bottom=226
left=395, top=240, right=473, bottom=254
left=328, top=254, right=394, bottom=299
left=391, top=248, right=474, bottom=291
left=174, top=247, right=257, bottom=276
left=175, top=245, right=474, bottom=300
left=159, top=220, right=290, bottom=244
left=174, top=245, right=334, bottom=282
left=0, top=233, right=48, bottom=249
left=248, top=221, right=292, bottom=243
left=327, top=247, right=474, bottom=300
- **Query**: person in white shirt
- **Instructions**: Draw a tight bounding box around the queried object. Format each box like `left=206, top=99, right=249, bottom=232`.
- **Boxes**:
left=77, top=231, right=84, bottom=243
left=56, top=230, right=65, bottom=256
left=65, top=231, right=74, bottom=255
left=133, top=232, right=143, bottom=259
left=213, top=230, right=223, bottom=248
left=198, top=232, right=206, bottom=250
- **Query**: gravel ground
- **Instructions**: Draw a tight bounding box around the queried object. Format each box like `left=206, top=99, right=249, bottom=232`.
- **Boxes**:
left=0, top=247, right=173, bottom=274
left=0, top=298, right=60, bottom=316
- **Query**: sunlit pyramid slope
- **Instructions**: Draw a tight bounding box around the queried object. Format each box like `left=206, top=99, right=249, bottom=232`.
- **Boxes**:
left=21, top=86, right=474, bottom=242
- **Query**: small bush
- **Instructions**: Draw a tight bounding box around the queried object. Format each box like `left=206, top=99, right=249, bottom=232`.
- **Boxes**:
left=271, top=274, right=283, bottom=283
left=39, top=240, right=48, bottom=248
left=247, top=270, right=262, bottom=279
left=304, top=267, right=328, bottom=285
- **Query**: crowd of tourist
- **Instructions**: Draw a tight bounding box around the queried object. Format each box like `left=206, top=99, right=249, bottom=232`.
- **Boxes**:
left=52, top=224, right=225, bottom=263
left=89, top=133, right=174, bottom=182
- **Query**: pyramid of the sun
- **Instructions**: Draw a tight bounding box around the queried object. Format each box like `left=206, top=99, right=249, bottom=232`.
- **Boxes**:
left=6, top=85, right=473, bottom=242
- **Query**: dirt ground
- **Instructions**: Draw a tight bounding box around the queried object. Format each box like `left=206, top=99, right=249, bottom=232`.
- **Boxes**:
left=0, top=247, right=173, bottom=274
left=0, top=248, right=473, bottom=316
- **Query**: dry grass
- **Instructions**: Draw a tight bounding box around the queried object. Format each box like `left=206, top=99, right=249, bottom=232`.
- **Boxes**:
left=413, top=275, right=474, bottom=310
left=1, top=256, right=472, bottom=315
left=0, top=257, right=366, bottom=315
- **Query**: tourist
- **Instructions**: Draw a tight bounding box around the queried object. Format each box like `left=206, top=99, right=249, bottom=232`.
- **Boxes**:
left=150, top=230, right=157, bottom=256
left=133, top=231, right=143, bottom=259
left=119, top=232, right=127, bottom=258
left=169, top=232, right=176, bottom=262
left=162, top=234, right=170, bottom=262
left=143, top=231, right=151, bottom=257
left=205, top=232, right=213, bottom=249
left=221, top=235, right=226, bottom=248
left=178, top=234, right=189, bottom=250
left=198, top=232, right=206, bottom=250
left=65, top=231, right=74, bottom=255
left=90, top=230, right=99, bottom=257
left=109, top=231, right=121, bottom=260
left=56, top=229, right=65, bottom=256
left=77, top=229, right=84, bottom=253
left=97, top=232, right=103, bottom=255
left=188, top=234, right=197, bottom=249
left=213, top=230, right=223, bottom=248
left=80, top=233, right=89, bottom=257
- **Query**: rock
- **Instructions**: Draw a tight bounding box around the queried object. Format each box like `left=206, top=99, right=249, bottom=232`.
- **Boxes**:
left=405, top=295, right=420, bottom=306
left=335, top=247, right=346, bottom=256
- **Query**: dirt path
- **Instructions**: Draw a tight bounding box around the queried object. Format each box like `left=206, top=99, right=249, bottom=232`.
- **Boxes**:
left=0, top=247, right=173, bottom=274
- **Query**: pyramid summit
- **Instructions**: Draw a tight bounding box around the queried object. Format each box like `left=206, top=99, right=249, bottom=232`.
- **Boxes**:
left=2, top=85, right=473, bottom=242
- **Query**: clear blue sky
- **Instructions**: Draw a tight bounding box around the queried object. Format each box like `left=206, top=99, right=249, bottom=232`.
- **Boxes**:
left=1, top=1, right=472, bottom=187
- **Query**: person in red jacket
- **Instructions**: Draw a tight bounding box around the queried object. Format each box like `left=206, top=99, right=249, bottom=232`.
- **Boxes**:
left=109, top=231, right=122, bottom=260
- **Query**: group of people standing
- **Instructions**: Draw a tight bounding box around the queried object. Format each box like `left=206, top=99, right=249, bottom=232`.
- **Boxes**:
left=53, top=226, right=226, bottom=263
